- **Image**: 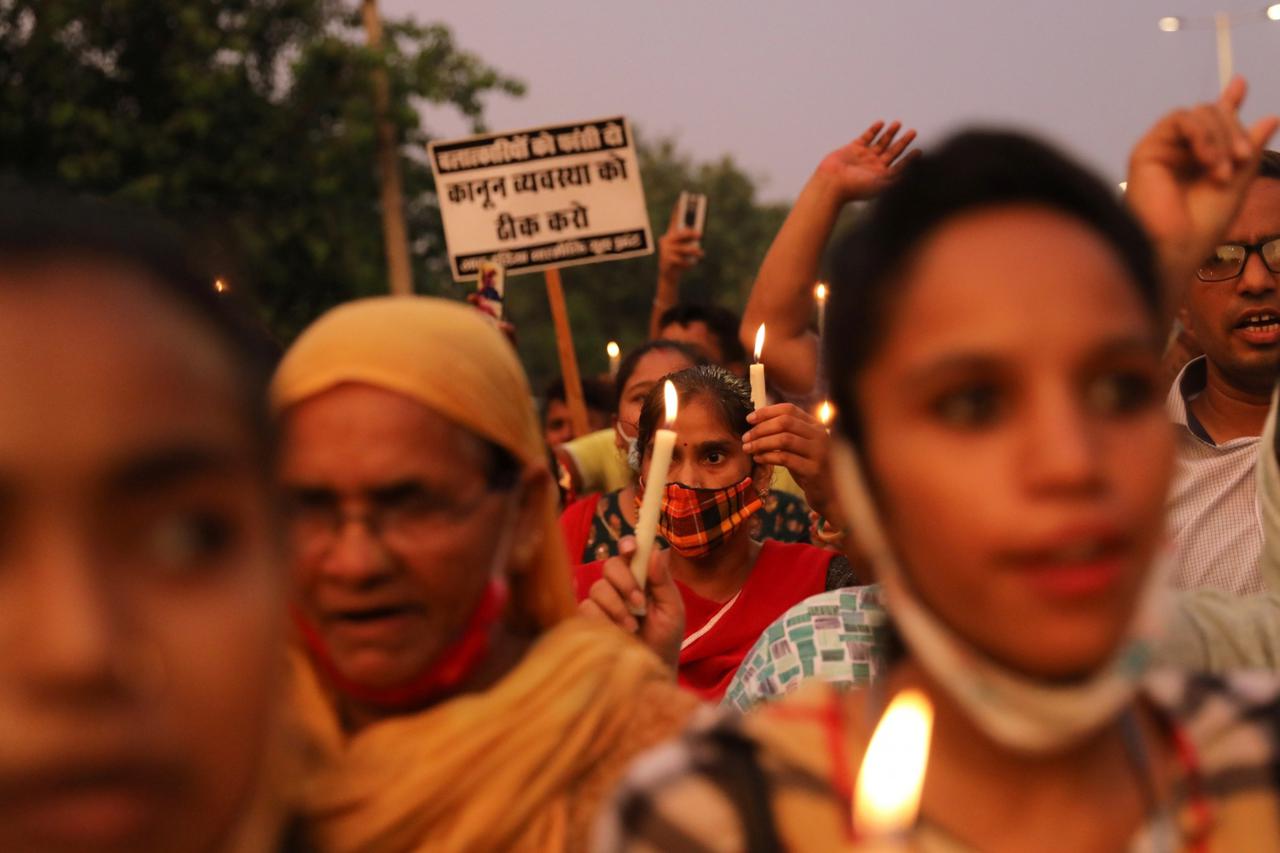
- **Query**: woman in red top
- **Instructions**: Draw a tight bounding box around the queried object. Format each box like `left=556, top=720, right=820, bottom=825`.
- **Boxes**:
left=577, top=364, right=858, bottom=700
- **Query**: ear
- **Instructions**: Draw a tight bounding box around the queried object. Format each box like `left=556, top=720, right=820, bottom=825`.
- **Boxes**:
left=505, top=465, right=554, bottom=575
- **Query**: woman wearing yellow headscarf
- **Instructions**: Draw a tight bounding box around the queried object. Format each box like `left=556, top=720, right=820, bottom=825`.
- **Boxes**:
left=272, top=296, right=697, bottom=852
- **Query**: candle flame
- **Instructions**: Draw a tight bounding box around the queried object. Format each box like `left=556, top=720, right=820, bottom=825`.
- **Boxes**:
left=663, top=379, right=678, bottom=427
left=753, top=323, right=766, bottom=362
left=818, top=400, right=834, bottom=426
left=814, top=282, right=828, bottom=302
left=606, top=340, right=621, bottom=358
left=213, top=278, right=227, bottom=294
left=854, top=688, right=933, bottom=837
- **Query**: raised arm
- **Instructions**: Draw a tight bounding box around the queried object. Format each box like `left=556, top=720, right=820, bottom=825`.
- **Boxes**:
left=1125, top=76, right=1278, bottom=320
left=648, top=202, right=704, bottom=339
left=740, top=121, right=917, bottom=395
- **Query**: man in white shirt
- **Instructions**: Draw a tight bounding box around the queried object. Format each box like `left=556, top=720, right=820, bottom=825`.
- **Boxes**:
left=1167, top=150, right=1280, bottom=594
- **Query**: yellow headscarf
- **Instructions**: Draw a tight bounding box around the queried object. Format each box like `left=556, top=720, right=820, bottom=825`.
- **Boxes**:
left=270, top=295, right=574, bottom=629
left=273, top=297, right=690, bottom=851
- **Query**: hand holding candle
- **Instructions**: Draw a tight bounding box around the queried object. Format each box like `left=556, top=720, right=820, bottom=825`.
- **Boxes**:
left=630, top=380, right=678, bottom=609
left=854, top=688, right=934, bottom=847
left=750, top=323, right=767, bottom=410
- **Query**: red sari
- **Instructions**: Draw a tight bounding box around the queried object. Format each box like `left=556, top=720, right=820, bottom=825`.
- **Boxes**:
left=574, top=540, right=832, bottom=701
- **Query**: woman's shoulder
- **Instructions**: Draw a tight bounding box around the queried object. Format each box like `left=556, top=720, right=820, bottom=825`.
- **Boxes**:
left=1146, top=667, right=1280, bottom=755
left=1143, top=668, right=1280, bottom=848
left=596, top=683, right=855, bottom=851
left=758, top=538, right=836, bottom=566
left=724, top=586, right=888, bottom=713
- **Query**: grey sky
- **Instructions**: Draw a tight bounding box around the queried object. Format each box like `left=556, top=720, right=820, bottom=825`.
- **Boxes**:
left=388, top=0, right=1279, bottom=202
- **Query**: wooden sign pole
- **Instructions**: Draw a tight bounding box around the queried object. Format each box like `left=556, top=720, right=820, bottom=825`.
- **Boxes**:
left=544, top=268, right=591, bottom=437
left=361, top=0, right=414, bottom=296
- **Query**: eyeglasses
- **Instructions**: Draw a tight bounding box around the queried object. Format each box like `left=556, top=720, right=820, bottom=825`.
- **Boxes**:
left=1196, top=237, right=1280, bottom=282
left=285, top=484, right=495, bottom=556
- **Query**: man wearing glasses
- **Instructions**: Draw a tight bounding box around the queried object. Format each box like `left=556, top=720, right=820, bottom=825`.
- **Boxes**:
left=1167, top=150, right=1280, bottom=594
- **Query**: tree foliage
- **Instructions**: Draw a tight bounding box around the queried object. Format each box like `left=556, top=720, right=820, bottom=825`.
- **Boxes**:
left=0, top=0, right=522, bottom=337
left=0, top=0, right=788, bottom=389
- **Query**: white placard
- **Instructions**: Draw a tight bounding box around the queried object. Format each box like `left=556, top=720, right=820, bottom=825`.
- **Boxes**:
left=428, top=116, right=653, bottom=280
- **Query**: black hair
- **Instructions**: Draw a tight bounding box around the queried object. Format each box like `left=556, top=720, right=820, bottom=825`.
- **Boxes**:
left=543, top=374, right=616, bottom=418
left=613, top=339, right=708, bottom=408
left=0, top=188, right=280, bottom=464
left=823, top=129, right=1161, bottom=448
left=657, top=302, right=747, bottom=366
left=1260, top=150, right=1280, bottom=181
left=636, top=365, right=753, bottom=462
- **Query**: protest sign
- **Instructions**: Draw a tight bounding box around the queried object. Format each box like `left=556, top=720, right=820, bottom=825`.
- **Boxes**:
left=428, top=116, right=653, bottom=280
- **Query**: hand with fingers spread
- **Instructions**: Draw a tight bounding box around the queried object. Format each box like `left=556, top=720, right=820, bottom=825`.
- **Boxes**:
left=1127, top=76, right=1280, bottom=301
left=814, top=120, right=921, bottom=205
left=742, top=403, right=841, bottom=526
left=740, top=119, right=919, bottom=395
left=578, top=535, right=685, bottom=669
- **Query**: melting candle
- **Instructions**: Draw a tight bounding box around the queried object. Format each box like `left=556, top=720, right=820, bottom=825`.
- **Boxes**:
left=750, top=323, right=767, bottom=410
left=630, top=380, right=678, bottom=603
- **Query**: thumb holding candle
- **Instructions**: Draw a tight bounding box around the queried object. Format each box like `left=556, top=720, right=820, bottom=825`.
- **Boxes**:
left=580, top=536, right=684, bottom=669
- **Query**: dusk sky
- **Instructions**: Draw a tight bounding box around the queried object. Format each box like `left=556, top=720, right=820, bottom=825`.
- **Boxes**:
left=390, top=1, right=1280, bottom=202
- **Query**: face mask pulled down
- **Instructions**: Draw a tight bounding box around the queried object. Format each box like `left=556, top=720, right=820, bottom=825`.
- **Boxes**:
left=829, top=438, right=1170, bottom=754
left=295, top=489, right=521, bottom=712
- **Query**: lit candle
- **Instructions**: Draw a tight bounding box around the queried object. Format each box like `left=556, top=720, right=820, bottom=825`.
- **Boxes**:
left=750, top=323, right=767, bottom=410
left=817, top=400, right=834, bottom=430
left=854, top=688, right=934, bottom=847
left=631, top=380, right=678, bottom=605
left=214, top=278, right=228, bottom=294
left=815, top=281, right=828, bottom=339
left=607, top=340, right=621, bottom=379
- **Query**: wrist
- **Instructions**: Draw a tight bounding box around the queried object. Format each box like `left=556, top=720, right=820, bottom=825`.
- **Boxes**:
left=805, top=171, right=855, bottom=211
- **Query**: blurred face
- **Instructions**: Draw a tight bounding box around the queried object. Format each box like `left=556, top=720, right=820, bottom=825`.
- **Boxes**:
left=659, top=321, right=725, bottom=366
left=854, top=207, right=1171, bottom=679
left=615, top=349, right=697, bottom=453
left=1181, top=178, right=1280, bottom=395
left=281, top=384, right=533, bottom=693
left=0, top=262, right=283, bottom=852
left=641, top=394, right=760, bottom=495
left=543, top=399, right=573, bottom=447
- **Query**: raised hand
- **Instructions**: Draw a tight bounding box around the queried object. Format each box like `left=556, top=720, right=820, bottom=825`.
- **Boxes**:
left=658, top=201, right=705, bottom=280
left=1126, top=77, right=1279, bottom=294
left=742, top=402, right=840, bottom=524
left=813, top=120, right=920, bottom=204
left=578, top=536, right=685, bottom=669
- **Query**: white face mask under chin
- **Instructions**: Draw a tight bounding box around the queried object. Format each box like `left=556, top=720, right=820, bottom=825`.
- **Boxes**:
left=829, top=438, right=1170, bottom=755
left=616, top=422, right=641, bottom=473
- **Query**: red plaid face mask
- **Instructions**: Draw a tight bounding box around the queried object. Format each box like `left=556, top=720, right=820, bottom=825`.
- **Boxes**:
left=656, top=476, right=764, bottom=557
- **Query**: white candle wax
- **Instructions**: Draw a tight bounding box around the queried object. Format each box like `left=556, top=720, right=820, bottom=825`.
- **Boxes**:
left=815, top=282, right=828, bottom=341
left=607, top=341, right=621, bottom=379
left=631, top=427, right=676, bottom=595
left=750, top=362, right=767, bottom=410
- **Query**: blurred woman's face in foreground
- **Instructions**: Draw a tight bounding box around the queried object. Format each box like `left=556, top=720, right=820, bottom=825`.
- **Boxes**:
left=854, top=206, right=1173, bottom=679
left=0, top=262, right=284, bottom=852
